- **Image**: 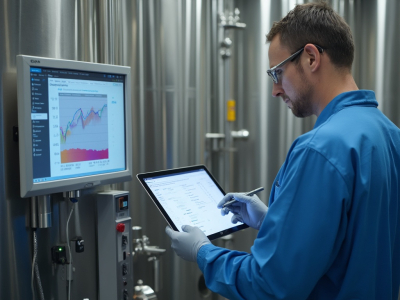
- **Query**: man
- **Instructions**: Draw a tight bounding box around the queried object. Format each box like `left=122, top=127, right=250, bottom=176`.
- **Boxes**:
left=166, top=2, right=400, bottom=299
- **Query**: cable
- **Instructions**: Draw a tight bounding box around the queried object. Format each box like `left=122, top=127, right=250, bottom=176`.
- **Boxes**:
left=32, top=230, right=45, bottom=300
left=31, top=230, right=37, bottom=300
left=34, top=249, right=45, bottom=300
left=74, top=202, right=82, bottom=237
left=66, top=201, right=75, bottom=300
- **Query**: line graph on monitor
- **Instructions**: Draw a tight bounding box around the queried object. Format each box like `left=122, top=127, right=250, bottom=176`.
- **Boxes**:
left=59, top=93, right=109, bottom=163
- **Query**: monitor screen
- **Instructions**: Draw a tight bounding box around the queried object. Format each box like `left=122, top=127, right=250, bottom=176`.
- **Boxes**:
left=17, top=55, right=132, bottom=198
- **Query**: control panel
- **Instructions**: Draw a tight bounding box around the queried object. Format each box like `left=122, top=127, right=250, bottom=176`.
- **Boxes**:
left=96, top=191, right=133, bottom=300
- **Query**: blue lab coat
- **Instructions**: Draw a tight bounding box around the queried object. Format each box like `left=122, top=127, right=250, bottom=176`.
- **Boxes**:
left=197, top=90, right=400, bottom=300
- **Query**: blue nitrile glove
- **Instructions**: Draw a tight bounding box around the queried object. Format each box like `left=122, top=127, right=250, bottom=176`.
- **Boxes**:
left=217, top=193, right=268, bottom=230
left=165, top=225, right=211, bottom=262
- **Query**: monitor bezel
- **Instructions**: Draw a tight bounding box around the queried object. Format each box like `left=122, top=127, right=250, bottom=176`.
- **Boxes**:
left=17, top=55, right=132, bottom=198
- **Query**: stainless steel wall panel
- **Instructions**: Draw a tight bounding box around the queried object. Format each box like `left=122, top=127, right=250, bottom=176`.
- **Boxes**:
left=19, top=1, right=77, bottom=59
left=76, top=0, right=99, bottom=62
left=0, top=1, right=102, bottom=299
left=123, top=1, right=218, bottom=299
left=1, top=71, right=31, bottom=300
left=351, top=0, right=377, bottom=94
left=1, top=1, right=400, bottom=300
left=0, top=0, right=16, bottom=296
left=233, top=0, right=282, bottom=203
left=375, top=0, right=400, bottom=122
left=1, top=1, right=82, bottom=298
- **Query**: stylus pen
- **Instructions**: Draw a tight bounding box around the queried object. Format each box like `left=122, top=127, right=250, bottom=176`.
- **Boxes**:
left=222, top=187, right=265, bottom=208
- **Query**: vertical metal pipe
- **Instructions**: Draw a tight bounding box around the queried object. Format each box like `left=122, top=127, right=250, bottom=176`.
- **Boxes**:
left=147, top=0, right=163, bottom=168
left=195, top=0, right=203, bottom=163
left=37, top=195, right=52, bottom=228
left=205, top=0, right=214, bottom=168
left=99, top=0, right=115, bottom=64
left=159, top=1, right=167, bottom=170
left=217, top=0, right=225, bottom=184
left=183, top=0, right=192, bottom=165
left=108, top=0, right=115, bottom=64
left=375, top=0, right=386, bottom=110
left=153, top=258, right=160, bottom=292
left=172, top=0, right=182, bottom=168
left=31, top=195, right=52, bottom=229
left=98, top=0, right=107, bottom=63
left=138, top=0, right=146, bottom=172
left=31, top=197, right=38, bottom=228
left=224, top=45, right=232, bottom=191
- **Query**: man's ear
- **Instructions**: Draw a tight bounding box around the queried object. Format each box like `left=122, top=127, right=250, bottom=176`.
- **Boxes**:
left=304, top=44, right=321, bottom=72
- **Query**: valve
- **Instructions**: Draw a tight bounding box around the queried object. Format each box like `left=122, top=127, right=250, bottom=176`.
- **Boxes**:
left=132, top=226, right=166, bottom=293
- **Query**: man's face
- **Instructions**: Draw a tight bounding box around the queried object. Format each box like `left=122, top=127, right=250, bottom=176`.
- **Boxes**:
left=268, top=36, right=314, bottom=118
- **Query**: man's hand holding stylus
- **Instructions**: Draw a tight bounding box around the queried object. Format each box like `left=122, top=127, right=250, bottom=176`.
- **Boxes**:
left=218, top=193, right=268, bottom=230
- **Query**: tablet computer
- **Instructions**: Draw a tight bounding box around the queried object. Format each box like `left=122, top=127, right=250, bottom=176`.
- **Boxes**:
left=137, top=165, right=248, bottom=240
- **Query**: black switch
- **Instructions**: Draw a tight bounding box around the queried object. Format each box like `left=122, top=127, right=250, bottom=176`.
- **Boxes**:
left=75, top=238, right=84, bottom=253
left=51, top=246, right=67, bottom=265
left=122, top=235, right=128, bottom=247
left=122, top=264, right=128, bottom=275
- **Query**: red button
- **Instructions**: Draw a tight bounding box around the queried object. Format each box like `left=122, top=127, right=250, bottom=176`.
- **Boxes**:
left=116, top=223, right=125, bottom=232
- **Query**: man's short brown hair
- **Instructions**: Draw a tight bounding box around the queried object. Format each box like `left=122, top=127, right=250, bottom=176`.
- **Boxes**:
left=267, top=1, right=354, bottom=70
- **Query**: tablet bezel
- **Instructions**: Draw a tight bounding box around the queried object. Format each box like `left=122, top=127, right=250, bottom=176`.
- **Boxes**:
left=136, top=165, right=248, bottom=240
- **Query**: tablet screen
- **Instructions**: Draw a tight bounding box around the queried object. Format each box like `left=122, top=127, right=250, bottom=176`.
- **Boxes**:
left=137, top=166, right=248, bottom=240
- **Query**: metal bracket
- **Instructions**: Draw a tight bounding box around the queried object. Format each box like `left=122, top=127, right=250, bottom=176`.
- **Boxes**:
left=219, top=8, right=246, bottom=29
left=205, top=129, right=249, bottom=140
left=205, top=133, right=225, bottom=139
left=231, top=129, right=249, bottom=139
left=206, top=130, right=249, bottom=152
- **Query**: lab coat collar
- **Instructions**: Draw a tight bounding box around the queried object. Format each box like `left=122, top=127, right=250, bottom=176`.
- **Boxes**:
left=314, top=90, right=378, bottom=129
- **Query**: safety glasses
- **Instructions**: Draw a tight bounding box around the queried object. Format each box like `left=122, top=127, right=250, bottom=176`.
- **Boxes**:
left=267, top=44, right=324, bottom=84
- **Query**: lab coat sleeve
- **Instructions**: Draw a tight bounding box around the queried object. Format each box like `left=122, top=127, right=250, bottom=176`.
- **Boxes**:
left=197, top=147, right=351, bottom=299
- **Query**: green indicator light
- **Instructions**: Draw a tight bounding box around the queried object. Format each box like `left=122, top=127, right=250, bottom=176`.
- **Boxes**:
left=59, top=248, right=62, bottom=251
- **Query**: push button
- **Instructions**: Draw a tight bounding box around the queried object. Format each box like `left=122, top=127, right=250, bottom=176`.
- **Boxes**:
left=116, top=223, right=125, bottom=232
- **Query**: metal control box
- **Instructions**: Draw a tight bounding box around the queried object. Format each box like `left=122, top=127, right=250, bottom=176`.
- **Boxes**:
left=96, top=191, right=133, bottom=300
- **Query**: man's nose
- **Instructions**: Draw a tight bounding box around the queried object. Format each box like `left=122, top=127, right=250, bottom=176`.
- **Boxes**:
left=272, top=82, right=284, bottom=98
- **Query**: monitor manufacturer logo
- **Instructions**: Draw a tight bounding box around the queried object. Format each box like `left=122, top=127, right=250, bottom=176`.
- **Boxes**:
left=31, top=60, right=40, bottom=64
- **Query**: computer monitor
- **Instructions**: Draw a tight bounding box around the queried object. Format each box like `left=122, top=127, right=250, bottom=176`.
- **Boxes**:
left=17, top=55, right=132, bottom=198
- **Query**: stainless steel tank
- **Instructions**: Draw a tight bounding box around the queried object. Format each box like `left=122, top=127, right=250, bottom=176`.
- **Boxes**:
left=1, top=0, right=399, bottom=300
